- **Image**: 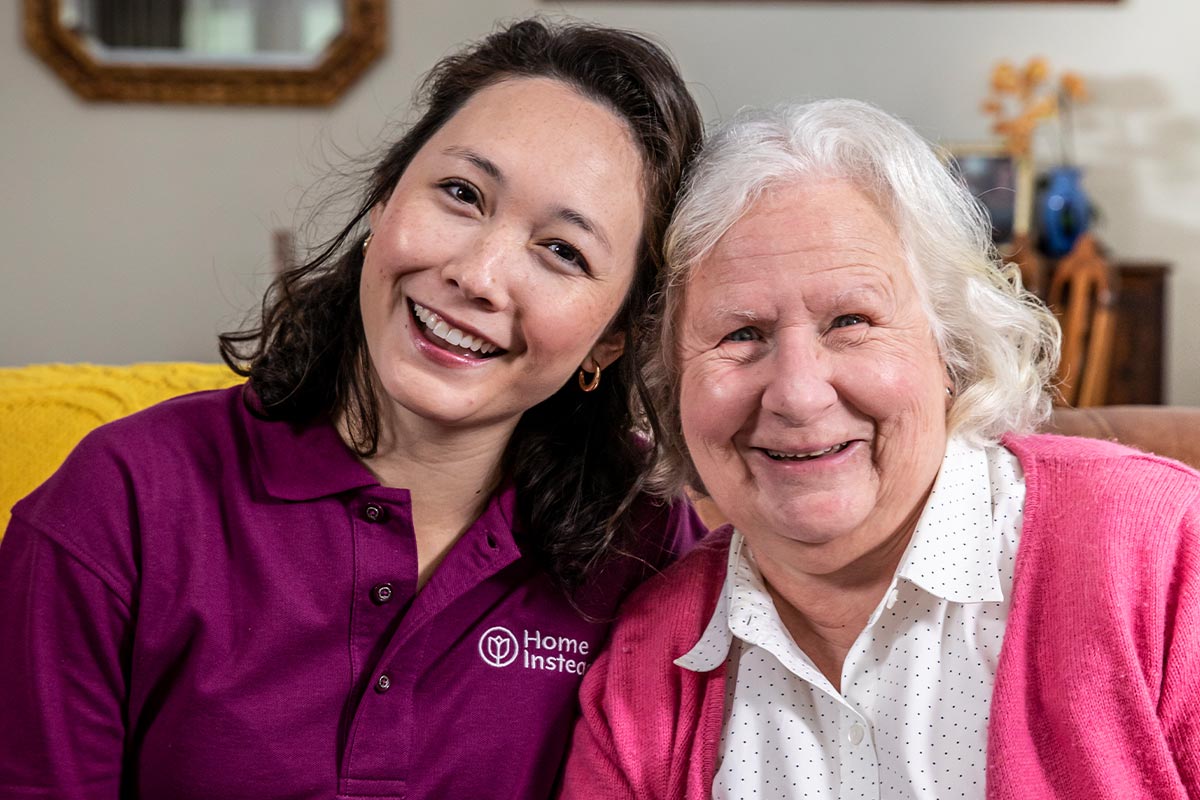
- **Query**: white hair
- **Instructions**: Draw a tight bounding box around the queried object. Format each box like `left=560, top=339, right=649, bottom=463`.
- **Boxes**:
left=645, top=99, right=1061, bottom=496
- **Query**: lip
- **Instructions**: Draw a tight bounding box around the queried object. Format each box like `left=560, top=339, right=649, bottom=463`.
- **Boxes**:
left=409, top=299, right=504, bottom=352
left=407, top=300, right=505, bottom=368
left=750, top=438, right=865, bottom=468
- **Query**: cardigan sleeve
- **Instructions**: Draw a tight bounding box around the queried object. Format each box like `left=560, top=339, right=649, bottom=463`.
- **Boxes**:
left=1161, top=498, right=1200, bottom=794
left=558, top=646, right=644, bottom=800
left=558, top=530, right=734, bottom=800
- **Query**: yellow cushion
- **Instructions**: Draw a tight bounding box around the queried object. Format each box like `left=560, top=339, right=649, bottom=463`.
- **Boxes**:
left=0, top=362, right=242, bottom=534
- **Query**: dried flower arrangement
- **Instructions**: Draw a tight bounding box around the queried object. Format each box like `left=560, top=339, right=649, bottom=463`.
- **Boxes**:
left=982, top=57, right=1089, bottom=163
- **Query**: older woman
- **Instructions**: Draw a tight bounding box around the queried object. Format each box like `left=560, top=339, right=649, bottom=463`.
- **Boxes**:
left=560, top=99, right=1200, bottom=799
left=0, top=19, right=705, bottom=800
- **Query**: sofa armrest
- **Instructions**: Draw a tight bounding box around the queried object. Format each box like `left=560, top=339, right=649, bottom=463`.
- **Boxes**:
left=1047, top=406, right=1200, bottom=472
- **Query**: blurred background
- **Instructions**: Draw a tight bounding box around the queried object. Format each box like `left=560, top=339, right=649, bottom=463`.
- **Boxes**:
left=2, top=0, right=1197, bottom=404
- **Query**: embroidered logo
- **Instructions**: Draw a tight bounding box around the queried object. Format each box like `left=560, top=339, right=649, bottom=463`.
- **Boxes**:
left=479, top=626, right=520, bottom=667
left=476, top=626, right=592, bottom=674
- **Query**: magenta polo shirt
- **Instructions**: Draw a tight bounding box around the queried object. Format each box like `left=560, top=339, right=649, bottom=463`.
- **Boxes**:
left=0, top=386, right=704, bottom=799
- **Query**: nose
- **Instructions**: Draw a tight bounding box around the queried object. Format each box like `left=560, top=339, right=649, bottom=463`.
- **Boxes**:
left=441, top=226, right=516, bottom=310
left=760, top=330, right=838, bottom=425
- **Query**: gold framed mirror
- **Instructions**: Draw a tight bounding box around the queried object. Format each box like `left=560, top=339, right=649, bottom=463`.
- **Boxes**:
left=24, top=0, right=385, bottom=106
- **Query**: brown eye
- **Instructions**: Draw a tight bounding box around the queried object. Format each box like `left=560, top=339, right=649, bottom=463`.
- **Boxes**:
left=545, top=241, right=590, bottom=274
left=441, top=180, right=481, bottom=208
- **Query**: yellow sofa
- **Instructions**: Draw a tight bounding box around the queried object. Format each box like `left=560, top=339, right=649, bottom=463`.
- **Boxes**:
left=6, top=362, right=1199, bottom=540
left=0, top=363, right=241, bottom=534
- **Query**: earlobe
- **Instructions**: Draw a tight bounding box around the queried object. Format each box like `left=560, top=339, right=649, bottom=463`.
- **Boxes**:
left=588, top=331, right=627, bottom=372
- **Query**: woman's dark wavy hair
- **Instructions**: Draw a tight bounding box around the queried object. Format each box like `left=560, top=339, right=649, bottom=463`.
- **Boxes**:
left=219, top=18, right=703, bottom=589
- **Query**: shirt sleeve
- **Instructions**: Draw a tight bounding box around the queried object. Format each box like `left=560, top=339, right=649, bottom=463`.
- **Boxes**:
left=0, top=513, right=132, bottom=799
left=1162, top=498, right=1200, bottom=794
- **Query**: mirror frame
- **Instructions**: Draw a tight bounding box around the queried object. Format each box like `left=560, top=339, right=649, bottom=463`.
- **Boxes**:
left=24, top=0, right=386, bottom=106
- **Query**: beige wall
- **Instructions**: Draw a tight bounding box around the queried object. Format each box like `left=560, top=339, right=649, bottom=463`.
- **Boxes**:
left=3, top=0, right=1198, bottom=403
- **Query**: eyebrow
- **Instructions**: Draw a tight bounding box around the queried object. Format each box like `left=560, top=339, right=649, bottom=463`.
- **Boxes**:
left=442, top=146, right=613, bottom=255
left=554, top=207, right=612, bottom=254
left=710, top=306, right=765, bottom=325
left=443, top=146, right=503, bottom=181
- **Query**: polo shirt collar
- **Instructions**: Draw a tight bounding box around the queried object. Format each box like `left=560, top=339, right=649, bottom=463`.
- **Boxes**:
left=239, top=388, right=380, bottom=501
left=895, top=436, right=1005, bottom=604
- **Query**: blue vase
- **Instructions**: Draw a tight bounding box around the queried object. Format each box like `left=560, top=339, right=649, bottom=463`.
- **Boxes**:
left=1038, top=166, right=1090, bottom=257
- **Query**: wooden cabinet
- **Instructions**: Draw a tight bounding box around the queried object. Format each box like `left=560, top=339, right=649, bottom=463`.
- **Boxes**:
left=1105, top=263, right=1170, bottom=405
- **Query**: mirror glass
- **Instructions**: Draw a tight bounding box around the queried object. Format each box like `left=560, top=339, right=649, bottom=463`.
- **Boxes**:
left=58, top=0, right=344, bottom=68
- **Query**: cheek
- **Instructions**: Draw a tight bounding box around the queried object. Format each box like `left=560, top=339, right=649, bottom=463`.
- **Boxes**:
left=849, top=344, right=946, bottom=428
left=521, top=296, right=616, bottom=363
left=679, top=363, right=754, bottom=452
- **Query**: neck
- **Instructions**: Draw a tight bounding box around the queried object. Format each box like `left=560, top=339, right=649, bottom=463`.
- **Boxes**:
left=747, top=505, right=922, bottom=690
left=339, top=398, right=519, bottom=588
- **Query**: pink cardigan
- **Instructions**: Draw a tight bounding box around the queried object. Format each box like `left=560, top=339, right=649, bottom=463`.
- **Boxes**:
left=560, top=435, right=1200, bottom=799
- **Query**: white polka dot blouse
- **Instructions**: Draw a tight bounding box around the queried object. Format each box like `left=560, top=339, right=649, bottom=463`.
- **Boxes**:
left=676, top=438, right=1024, bottom=799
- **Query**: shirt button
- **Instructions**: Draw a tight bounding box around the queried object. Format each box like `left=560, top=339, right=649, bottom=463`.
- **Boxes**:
left=363, top=503, right=387, bottom=523
left=375, top=673, right=391, bottom=693
left=847, top=722, right=866, bottom=745
left=371, top=582, right=394, bottom=605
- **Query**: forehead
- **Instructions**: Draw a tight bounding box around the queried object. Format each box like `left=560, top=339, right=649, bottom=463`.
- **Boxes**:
left=686, top=177, right=912, bottom=304
left=429, top=77, right=643, bottom=184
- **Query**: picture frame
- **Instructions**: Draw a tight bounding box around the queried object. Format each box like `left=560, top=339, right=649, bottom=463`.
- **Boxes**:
left=942, top=142, right=1033, bottom=246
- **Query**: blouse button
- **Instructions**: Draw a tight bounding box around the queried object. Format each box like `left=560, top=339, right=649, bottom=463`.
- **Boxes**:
left=375, top=673, right=391, bottom=693
left=372, top=582, right=394, bottom=605
left=363, top=503, right=387, bottom=523
left=847, top=722, right=866, bottom=745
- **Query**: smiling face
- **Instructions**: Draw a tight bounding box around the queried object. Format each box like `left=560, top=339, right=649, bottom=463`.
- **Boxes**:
left=360, top=77, right=645, bottom=439
left=677, top=177, right=950, bottom=574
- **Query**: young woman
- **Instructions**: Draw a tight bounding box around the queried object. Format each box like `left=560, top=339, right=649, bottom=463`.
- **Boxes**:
left=0, top=19, right=705, bottom=799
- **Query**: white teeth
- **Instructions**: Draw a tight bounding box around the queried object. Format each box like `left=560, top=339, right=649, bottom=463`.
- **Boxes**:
left=765, top=442, right=850, bottom=461
left=411, top=302, right=499, bottom=355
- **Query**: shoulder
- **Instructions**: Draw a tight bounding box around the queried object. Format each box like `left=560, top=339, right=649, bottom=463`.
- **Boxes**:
left=26, top=385, right=247, bottom=494
left=10, top=387, right=249, bottom=585
left=606, top=526, right=732, bottom=657
left=1004, top=432, right=1200, bottom=588
left=1005, top=432, right=1200, bottom=510
left=627, top=492, right=710, bottom=567
left=568, top=498, right=714, bottom=623
left=1005, top=431, right=1200, bottom=479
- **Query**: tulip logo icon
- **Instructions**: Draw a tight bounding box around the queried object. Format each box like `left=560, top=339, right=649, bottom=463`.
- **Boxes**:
left=479, top=626, right=520, bottom=668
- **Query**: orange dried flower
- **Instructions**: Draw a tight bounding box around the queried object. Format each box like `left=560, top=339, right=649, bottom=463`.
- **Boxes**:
left=1023, top=57, right=1050, bottom=89
left=991, top=61, right=1020, bottom=93
left=1061, top=72, right=1089, bottom=101
left=981, top=58, right=1089, bottom=159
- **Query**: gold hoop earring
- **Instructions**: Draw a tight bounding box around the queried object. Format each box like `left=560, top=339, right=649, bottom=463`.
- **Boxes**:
left=577, top=363, right=601, bottom=392
left=362, top=232, right=373, bottom=256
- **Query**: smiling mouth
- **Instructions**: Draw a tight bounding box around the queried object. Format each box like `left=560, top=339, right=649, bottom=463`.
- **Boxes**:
left=763, top=442, right=851, bottom=461
left=410, top=301, right=505, bottom=359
